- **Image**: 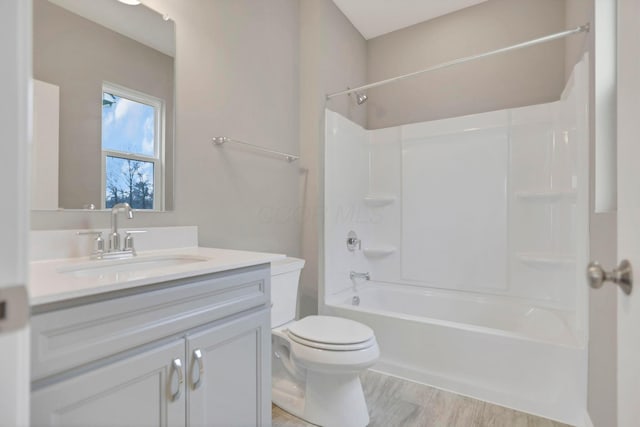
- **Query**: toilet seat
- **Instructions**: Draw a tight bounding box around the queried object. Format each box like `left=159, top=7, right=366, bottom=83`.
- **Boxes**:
left=287, top=315, right=374, bottom=348
left=287, top=332, right=376, bottom=351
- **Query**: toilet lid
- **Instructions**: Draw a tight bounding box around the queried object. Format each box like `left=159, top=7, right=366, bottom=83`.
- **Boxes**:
left=287, top=315, right=374, bottom=345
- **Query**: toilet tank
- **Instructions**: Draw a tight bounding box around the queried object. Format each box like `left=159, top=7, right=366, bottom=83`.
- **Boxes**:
left=271, top=257, right=305, bottom=328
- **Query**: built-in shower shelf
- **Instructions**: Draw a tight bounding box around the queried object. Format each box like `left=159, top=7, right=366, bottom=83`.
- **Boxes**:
left=514, top=190, right=576, bottom=202
left=516, top=252, right=575, bottom=268
left=363, top=195, right=396, bottom=207
left=363, top=246, right=397, bottom=258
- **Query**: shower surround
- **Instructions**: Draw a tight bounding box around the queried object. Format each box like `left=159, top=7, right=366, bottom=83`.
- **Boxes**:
left=322, top=56, right=589, bottom=425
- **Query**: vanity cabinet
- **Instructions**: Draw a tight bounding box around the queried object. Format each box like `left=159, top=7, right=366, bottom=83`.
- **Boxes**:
left=187, top=311, right=268, bottom=426
left=30, top=264, right=271, bottom=427
left=31, top=339, right=187, bottom=427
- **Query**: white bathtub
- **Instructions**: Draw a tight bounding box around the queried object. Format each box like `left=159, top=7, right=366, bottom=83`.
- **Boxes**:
left=323, top=283, right=586, bottom=426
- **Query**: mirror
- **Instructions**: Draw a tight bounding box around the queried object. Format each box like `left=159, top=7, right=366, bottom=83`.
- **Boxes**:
left=32, top=0, right=175, bottom=211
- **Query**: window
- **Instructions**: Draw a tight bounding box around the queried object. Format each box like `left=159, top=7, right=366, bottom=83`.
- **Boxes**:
left=101, top=82, right=164, bottom=210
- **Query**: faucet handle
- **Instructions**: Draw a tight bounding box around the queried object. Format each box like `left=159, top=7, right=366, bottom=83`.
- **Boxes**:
left=123, top=230, right=146, bottom=254
left=77, top=231, right=105, bottom=255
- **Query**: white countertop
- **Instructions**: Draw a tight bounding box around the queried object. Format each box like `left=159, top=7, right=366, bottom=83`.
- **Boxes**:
left=29, top=246, right=285, bottom=306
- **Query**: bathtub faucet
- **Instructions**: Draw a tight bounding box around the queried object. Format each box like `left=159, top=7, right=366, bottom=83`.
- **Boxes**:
left=350, top=271, right=370, bottom=281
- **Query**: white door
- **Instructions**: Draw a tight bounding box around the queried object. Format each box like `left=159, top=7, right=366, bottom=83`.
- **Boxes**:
left=0, top=0, right=31, bottom=426
left=186, top=310, right=271, bottom=427
left=31, top=340, right=186, bottom=427
left=616, top=0, right=640, bottom=425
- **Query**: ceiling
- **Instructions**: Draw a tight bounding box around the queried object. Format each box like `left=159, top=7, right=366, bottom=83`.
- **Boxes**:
left=331, top=0, right=489, bottom=40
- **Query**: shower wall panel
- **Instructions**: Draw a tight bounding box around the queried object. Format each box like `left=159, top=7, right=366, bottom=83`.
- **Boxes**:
left=401, top=111, right=509, bottom=292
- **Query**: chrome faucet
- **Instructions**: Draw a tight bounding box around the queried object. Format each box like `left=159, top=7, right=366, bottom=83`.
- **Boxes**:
left=350, top=271, right=370, bottom=281
left=109, top=203, right=134, bottom=252
left=75, top=203, right=143, bottom=260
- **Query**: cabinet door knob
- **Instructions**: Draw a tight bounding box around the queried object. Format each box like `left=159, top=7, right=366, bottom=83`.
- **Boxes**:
left=192, top=349, right=204, bottom=390
left=170, top=358, right=184, bottom=401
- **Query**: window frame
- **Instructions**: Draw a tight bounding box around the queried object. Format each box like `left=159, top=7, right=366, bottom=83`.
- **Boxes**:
left=100, top=81, right=165, bottom=211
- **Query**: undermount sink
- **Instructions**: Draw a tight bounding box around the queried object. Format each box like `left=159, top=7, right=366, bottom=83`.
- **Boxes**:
left=58, top=254, right=211, bottom=277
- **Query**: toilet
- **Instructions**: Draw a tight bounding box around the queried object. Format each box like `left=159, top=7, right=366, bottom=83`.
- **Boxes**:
left=271, top=257, right=379, bottom=427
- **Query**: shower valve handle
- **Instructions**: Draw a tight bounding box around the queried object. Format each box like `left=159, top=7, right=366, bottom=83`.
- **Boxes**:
left=347, top=237, right=361, bottom=249
left=346, top=231, right=361, bottom=251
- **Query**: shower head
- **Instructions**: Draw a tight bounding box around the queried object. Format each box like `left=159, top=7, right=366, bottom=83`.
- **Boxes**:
left=355, top=91, right=368, bottom=105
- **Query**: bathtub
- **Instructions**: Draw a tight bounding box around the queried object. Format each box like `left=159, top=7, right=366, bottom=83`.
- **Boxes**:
left=323, top=283, right=586, bottom=426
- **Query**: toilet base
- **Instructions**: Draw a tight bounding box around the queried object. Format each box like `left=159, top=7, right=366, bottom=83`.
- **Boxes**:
left=273, top=371, right=370, bottom=427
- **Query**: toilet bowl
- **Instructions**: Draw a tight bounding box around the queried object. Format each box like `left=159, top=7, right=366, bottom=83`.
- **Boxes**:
left=271, top=258, right=379, bottom=427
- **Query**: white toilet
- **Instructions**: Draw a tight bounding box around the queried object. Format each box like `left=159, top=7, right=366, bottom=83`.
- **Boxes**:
left=271, top=257, right=379, bottom=427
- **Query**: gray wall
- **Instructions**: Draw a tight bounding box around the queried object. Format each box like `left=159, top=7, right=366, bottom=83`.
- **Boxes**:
left=366, top=0, right=567, bottom=129
left=32, top=0, right=302, bottom=258
left=299, top=0, right=367, bottom=317
left=33, top=0, right=174, bottom=209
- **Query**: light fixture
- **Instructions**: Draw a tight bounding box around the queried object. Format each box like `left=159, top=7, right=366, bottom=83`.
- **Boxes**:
left=117, top=0, right=141, bottom=5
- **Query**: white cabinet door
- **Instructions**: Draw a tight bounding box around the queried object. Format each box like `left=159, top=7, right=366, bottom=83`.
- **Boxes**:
left=31, top=340, right=186, bottom=427
left=187, top=309, right=271, bottom=427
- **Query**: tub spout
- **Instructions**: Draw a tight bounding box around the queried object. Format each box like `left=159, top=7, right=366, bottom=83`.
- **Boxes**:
left=350, top=271, right=370, bottom=281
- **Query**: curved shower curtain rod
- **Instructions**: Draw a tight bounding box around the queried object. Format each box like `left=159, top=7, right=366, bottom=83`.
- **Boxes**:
left=326, top=23, right=590, bottom=100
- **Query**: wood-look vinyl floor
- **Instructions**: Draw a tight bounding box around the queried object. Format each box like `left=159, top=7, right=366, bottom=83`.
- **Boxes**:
left=272, top=370, right=572, bottom=427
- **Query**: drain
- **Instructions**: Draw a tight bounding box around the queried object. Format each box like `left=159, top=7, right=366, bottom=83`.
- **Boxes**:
left=352, top=295, right=360, bottom=306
